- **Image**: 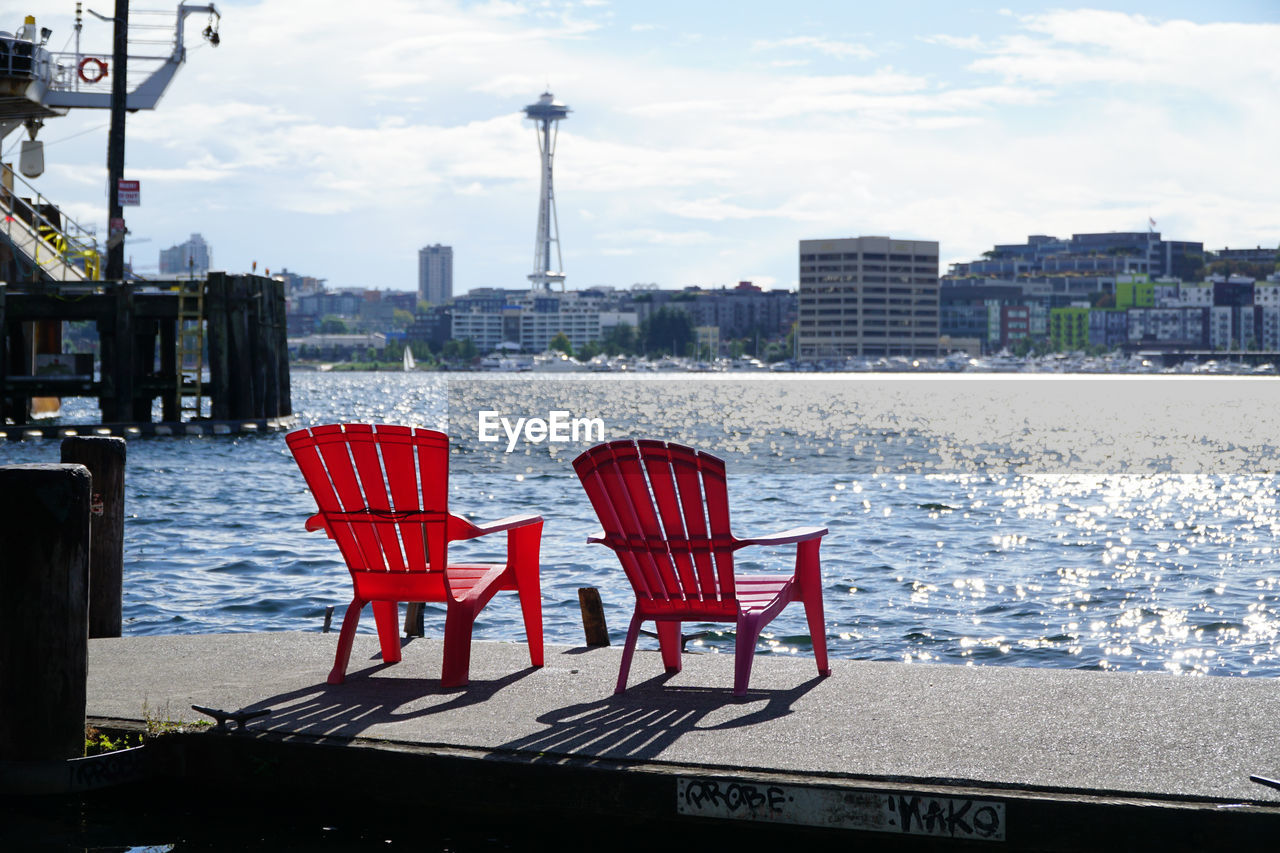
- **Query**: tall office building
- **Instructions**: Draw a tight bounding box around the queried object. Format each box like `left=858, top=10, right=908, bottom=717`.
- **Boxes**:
left=798, top=235, right=940, bottom=359
left=158, top=233, right=212, bottom=277
left=418, top=244, right=453, bottom=305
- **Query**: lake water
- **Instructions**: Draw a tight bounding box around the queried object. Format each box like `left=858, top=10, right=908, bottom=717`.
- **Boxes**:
left=5, top=372, right=1280, bottom=678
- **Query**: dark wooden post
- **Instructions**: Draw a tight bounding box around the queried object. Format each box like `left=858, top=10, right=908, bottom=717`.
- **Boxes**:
left=274, top=277, right=292, bottom=417
left=109, top=283, right=136, bottom=423
left=262, top=278, right=280, bottom=418
left=132, top=318, right=157, bottom=422
left=206, top=273, right=230, bottom=421
left=404, top=602, right=425, bottom=637
left=61, top=437, right=126, bottom=638
left=0, top=282, right=7, bottom=425
left=249, top=277, right=267, bottom=418
left=578, top=587, right=610, bottom=646
left=228, top=277, right=253, bottom=419
left=0, top=464, right=91, bottom=761
left=159, top=314, right=178, bottom=422
left=7, top=320, right=31, bottom=424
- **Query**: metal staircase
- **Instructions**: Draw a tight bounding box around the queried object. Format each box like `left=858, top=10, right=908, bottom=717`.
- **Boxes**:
left=0, top=166, right=99, bottom=282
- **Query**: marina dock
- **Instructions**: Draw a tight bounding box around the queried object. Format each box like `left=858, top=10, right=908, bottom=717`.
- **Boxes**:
left=81, top=632, right=1280, bottom=849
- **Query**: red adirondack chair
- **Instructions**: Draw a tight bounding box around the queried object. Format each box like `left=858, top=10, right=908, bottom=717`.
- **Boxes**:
left=573, top=439, right=830, bottom=696
left=287, top=424, right=543, bottom=687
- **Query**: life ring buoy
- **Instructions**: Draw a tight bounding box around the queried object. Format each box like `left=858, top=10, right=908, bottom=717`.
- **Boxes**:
left=78, top=57, right=107, bottom=84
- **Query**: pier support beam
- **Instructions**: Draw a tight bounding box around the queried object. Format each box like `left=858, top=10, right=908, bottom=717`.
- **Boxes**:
left=0, top=464, right=91, bottom=761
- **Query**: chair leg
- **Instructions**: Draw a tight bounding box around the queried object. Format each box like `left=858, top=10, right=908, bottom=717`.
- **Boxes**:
left=733, top=614, right=765, bottom=696
left=616, top=612, right=644, bottom=694
left=511, top=520, right=544, bottom=667
left=441, top=600, right=478, bottom=688
left=371, top=600, right=402, bottom=665
left=328, top=597, right=365, bottom=685
left=796, top=538, right=831, bottom=677
left=657, top=621, right=682, bottom=673
left=802, top=589, right=831, bottom=678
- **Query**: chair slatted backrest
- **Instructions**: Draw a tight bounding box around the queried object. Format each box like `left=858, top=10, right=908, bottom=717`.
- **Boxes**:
left=287, top=424, right=450, bottom=577
left=575, top=440, right=737, bottom=605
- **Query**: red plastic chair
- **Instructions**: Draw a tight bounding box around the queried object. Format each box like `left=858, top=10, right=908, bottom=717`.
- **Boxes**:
left=287, top=424, right=543, bottom=687
left=573, top=439, right=830, bottom=696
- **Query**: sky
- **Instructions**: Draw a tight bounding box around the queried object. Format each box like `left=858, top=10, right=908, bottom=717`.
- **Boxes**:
left=4, top=0, right=1278, bottom=292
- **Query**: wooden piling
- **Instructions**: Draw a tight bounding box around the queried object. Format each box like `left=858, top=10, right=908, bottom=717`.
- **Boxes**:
left=109, top=283, right=135, bottom=424
left=0, top=464, right=91, bottom=761
left=274, top=277, right=292, bottom=417
left=61, top=436, right=126, bottom=639
left=206, top=273, right=228, bottom=420
left=132, top=317, right=157, bottom=422
left=0, top=282, right=7, bottom=424
left=159, top=318, right=178, bottom=422
left=228, top=277, right=253, bottom=419
left=404, top=602, right=425, bottom=637
left=578, top=587, right=610, bottom=646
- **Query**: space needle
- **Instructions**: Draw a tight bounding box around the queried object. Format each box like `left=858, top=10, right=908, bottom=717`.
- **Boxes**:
left=524, top=91, right=570, bottom=292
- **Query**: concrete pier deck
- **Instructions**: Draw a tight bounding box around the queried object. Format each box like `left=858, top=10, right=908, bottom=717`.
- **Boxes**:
left=85, top=632, right=1280, bottom=849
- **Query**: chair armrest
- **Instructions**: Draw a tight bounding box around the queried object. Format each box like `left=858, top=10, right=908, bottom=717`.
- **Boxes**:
left=736, top=526, right=828, bottom=547
left=449, top=512, right=542, bottom=541
left=304, top=513, right=326, bottom=533
left=586, top=529, right=607, bottom=545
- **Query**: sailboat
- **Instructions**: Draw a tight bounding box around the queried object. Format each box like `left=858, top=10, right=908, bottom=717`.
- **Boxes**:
left=403, top=347, right=416, bottom=372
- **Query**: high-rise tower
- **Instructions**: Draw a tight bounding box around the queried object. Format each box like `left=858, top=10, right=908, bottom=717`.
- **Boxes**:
left=523, top=91, right=570, bottom=292
left=418, top=244, right=453, bottom=305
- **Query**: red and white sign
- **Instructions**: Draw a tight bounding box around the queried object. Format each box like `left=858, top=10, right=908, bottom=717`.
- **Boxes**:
left=117, top=179, right=140, bottom=206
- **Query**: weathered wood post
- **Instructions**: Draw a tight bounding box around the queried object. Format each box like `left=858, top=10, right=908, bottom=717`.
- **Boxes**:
left=109, top=283, right=136, bottom=423
left=274, top=276, right=292, bottom=417
left=228, top=276, right=253, bottom=419
left=0, top=282, right=7, bottom=425
left=206, top=272, right=230, bottom=421
left=159, top=316, right=178, bottom=422
left=61, top=436, right=126, bottom=638
left=0, top=464, right=91, bottom=761
left=578, top=587, right=610, bottom=647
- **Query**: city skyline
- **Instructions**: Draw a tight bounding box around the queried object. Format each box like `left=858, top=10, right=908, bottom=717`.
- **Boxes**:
left=6, top=0, right=1277, bottom=291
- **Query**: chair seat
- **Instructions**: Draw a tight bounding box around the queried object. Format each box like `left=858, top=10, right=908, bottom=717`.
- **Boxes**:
left=734, top=575, right=795, bottom=614
left=445, top=564, right=512, bottom=603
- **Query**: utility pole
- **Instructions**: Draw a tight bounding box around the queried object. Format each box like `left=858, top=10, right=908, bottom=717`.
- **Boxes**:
left=105, top=0, right=129, bottom=280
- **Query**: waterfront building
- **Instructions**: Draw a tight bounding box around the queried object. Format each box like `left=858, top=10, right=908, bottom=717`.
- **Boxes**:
left=1125, top=307, right=1206, bottom=349
left=1049, top=307, right=1090, bottom=351
left=797, top=235, right=940, bottom=359
left=406, top=306, right=453, bottom=350
left=939, top=282, right=1064, bottom=351
left=158, top=233, right=212, bottom=277
left=418, top=244, right=453, bottom=305
left=623, top=282, right=795, bottom=343
left=1213, top=245, right=1279, bottom=266
left=1088, top=308, right=1130, bottom=350
left=450, top=287, right=637, bottom=353
left=952, top=232, right=1204, bottom=282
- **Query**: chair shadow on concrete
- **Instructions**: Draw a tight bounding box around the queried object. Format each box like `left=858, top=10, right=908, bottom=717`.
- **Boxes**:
left=238, top=639, right=539, bottom=739
left=495, top=673, right=825, bottom=762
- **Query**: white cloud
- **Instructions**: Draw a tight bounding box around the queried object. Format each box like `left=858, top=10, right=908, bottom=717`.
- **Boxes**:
left=754, top=35, right=876, bottom=60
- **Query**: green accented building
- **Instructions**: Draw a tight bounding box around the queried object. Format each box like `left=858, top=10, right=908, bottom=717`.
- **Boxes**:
left=1115, top=278, right=1155, bottom=309
left=1050, top=307, right=1090, bottom=351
